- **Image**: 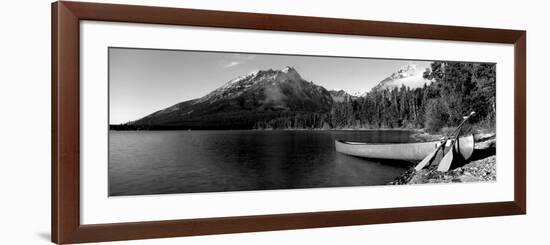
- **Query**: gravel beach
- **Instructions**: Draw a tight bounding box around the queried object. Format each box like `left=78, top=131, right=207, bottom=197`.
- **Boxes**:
left=389, top=132, right=496, bottom=185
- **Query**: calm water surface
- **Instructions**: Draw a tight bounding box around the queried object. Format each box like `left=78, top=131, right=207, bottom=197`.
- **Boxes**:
left=109, top=130, right=416, bottom=196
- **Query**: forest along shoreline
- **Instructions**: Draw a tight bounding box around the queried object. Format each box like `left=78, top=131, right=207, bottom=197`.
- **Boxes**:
left=390, top=129, right=496, bottom=185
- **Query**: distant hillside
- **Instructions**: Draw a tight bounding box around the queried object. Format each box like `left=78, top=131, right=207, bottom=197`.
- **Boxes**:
left=328, top=90, right=354, bottom=102
left=122, top=67, right=333, bottom=130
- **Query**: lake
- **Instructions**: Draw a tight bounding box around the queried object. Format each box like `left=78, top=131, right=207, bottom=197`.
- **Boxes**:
left=109, top=130, right=417, bottom=196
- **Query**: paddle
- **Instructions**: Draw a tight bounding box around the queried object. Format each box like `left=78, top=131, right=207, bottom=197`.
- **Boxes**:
left=414, top=111, right=475, bottom=171
left=414, top=141, right=442, bottom=171
left=436, top=111, right=476, bottom=172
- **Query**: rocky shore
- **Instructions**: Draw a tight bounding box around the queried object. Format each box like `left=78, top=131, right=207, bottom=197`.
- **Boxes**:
left=389, top=132, right=496, bottom=185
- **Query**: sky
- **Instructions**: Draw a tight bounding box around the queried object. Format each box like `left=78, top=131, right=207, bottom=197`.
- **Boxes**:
left=109, top=48, right=432, bottom=124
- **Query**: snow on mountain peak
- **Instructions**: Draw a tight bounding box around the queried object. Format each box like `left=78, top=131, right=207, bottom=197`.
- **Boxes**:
left=399, top=64, right=417, bottom=73
left=329, top=89, right=367, bottom=102
left=196, top=66, right=306, bottom=104
left=282, top=66, right=296, bottom=73
left=280, top=66, right=302, bottom=81
left=372, top=64, right=431, bottom=91
left=389, top=64, right=417, bottom=79
left=349, top=91, right=367, bottom=97
left=226, top=70, right=258, bottom=85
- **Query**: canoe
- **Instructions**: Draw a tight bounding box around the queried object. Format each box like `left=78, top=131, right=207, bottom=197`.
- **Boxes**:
left=335, top=134, right=474, bottom=162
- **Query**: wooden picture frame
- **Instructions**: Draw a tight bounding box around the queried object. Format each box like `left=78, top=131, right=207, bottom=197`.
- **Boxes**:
left=51, top=1, right=526, bottom=244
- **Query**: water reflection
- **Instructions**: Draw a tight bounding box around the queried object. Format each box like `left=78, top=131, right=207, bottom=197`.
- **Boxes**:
left=109, top=130, right=414, bottom=196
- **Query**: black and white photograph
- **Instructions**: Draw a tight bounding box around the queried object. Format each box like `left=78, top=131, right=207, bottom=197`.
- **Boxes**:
left=108, top=48, right=497, bottom=196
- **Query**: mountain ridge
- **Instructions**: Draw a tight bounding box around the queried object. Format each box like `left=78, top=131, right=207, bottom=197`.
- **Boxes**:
left=115, top=64, right=432, bottom=130
left=127, top=66, right=333, bottom=129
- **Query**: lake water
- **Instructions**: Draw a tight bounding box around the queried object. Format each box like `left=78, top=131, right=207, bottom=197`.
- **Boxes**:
left=109, top=130, right=417, bottom=196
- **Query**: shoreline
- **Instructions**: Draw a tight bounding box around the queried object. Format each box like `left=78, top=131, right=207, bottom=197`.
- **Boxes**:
left=389, top=131, right=496, bottom=185
left=110, top=127, right=426, bottom=132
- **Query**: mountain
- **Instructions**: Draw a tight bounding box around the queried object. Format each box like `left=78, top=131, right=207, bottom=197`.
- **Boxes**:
left=126, top=66, right=333, bottom=130
left=371, top=64, right=432, bottom=91
left=328, top=90, right=367, bottom=102
left=329, top=90, right=353, bottom=102
left=349, top=91, right=368, bottom=97
left=113, top=64, right=436, bottom=130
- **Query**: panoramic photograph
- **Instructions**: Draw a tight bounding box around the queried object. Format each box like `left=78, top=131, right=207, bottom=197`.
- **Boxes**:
left=108, top=47, right=496, bottom=196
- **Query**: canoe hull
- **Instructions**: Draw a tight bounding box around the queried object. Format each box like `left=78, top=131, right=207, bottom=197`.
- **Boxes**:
left=335, top=134, right=474, bottom=162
